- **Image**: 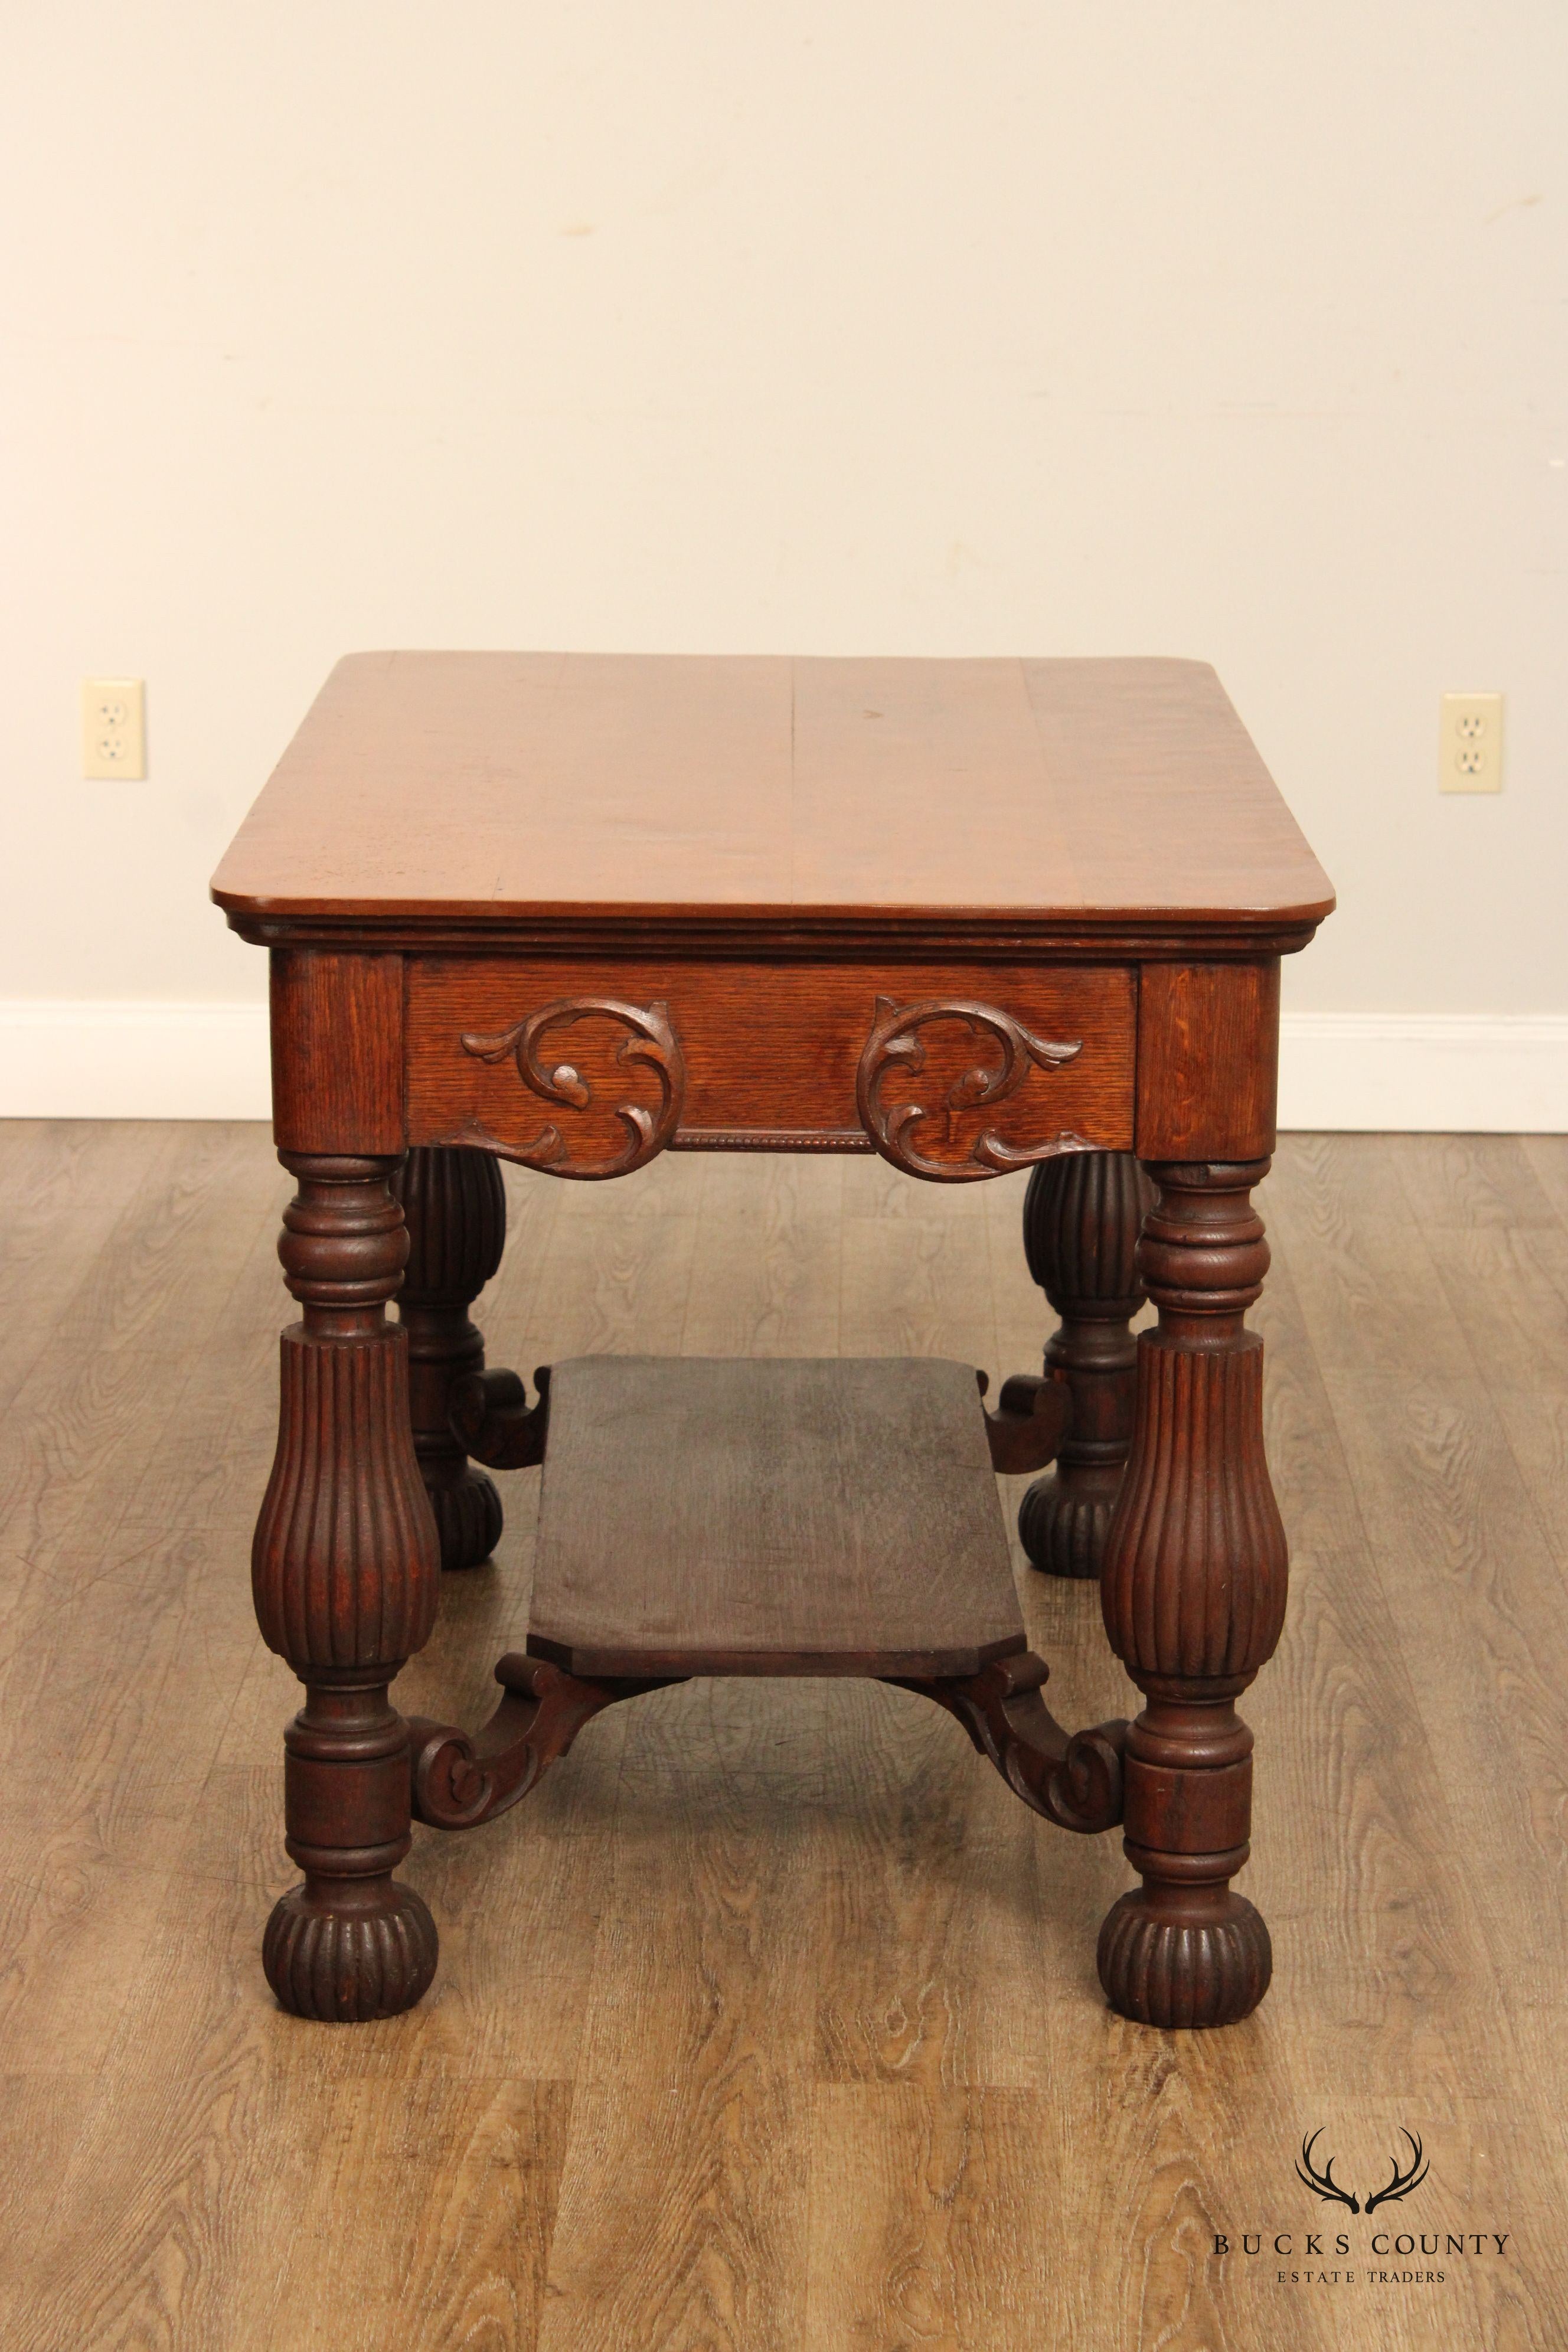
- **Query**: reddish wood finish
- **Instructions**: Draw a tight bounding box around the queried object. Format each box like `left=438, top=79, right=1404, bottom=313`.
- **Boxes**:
left=393, top=1146, right=507, bottom=1571
left=269, top=949, right=405, bottom=1154
left=407, top=1654, right=664, bottom=1831
left=218, top=651, right=1329, bottom=2029
left=1135, top=961, right=1281, bottom=1162
left=251, top=1152, right=441, bottom=2020
left=1097, top=1160, right=1288, bottom=2028
left=213, top=653, right=1332, bottom=959
left=1017, top=1151, right=1154, bottom=1580
left=406, top=959, right=1135, bottom=1170
left=890, top=1651, right=1128, bottom=1835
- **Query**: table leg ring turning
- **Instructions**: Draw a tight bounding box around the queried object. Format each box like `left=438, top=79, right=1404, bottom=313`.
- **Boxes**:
left=1096, top=1159, right=1287, bottom=2029
left=253, top=1153, right=443, bottom=2021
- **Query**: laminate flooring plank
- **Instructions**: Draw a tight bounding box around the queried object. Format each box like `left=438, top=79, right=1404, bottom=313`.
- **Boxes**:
left=1322, top=1366, right=1568, bottom=2002
left=1044, top=2018, right=1330, bottom=2352
left=1484, top=1383, right=1568, bottom=1596
left=8, top=1696, right=583, bottom=2349
left=682, top=1152, right=843, bottom=1357
left=4, top=1804, right=303, bottom=2352
left=0, top=1121, right=281, bottom=1575
left=270, top=2067, right=572, bottom=2352
left=840, top=1200, right=997, bottom=1377
left=1265, top=1135, right=1474, bottom=1379
left=805, top=2085, right=1069, bottom=2350
left=508, top=1178, right=701, bottom=1371
left=0, top=1135, right=287, bottom=2086
left=0, top=1121, right=175, bottom=1409
left=813, top=1678, right=1053, bottom=2091
left=1407, top=1226, right=1568, bottom=1397
left=538, top=1677, right=821, bottom=2352
left=1242, top=1232, right=1504, bottom=2099
left=1520, top=1135, right=1568, bottom=1227
left=0, top=1142, right=281, bottom=1818
left=0, top=2070, right=104, bottom=2349
left=1389, top=1133, right=1561, bottom=1231
left=841, top=1152, right=994, bottom=1227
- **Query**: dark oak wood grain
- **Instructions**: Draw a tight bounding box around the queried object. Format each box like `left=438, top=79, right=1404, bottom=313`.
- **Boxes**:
left=527, top=1355, right=1027, bottom=1679
left=394, top=1144, right=508, bottom=1571
left=1016, top=1149, right=1154, bottom=1580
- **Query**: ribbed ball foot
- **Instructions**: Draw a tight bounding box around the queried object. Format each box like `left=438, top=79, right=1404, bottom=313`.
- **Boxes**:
left=263, top=1881, right=438, bottom=2021
left=426, top=1466, right=503, bottom=1572
left=1096, top=1890, right=1272, bottom=2028
left=1018, top=1475, right=1112, bottom=1580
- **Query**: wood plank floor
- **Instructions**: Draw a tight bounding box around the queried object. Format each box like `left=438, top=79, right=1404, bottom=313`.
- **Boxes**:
left=0, top=1123, right=1563, bottom=2351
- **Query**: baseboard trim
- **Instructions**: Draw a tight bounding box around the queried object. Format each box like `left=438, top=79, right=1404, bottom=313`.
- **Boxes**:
left=1277, top=1012, right=1568, bottom=1132
left=0, top=1001, right=273, bottom=1121
left=0, top=1001, right=1564, bottom=1133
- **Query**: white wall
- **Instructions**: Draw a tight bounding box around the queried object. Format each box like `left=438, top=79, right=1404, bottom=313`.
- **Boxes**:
left=2, top=5, right=1564, bottom=1117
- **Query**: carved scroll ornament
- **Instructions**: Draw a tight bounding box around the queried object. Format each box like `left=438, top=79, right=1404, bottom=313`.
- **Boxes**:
left=407, top=1653, right=674, bottom=1832
left=890, top=1652, right=1127, bottom=1835
left=855, top=996, right=1089, bottom=1181
left=458, top=997, right=686, bottom=1179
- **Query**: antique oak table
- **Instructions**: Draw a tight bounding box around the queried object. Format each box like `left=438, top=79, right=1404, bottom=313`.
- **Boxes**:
left=212, top=651, right=1333, bottom=2032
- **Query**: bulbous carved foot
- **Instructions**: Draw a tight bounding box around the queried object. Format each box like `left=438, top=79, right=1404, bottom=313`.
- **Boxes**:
left=263, top=1880, right=438, bottom=2023
left=424, top=1464, right=504, bottom=1573
left=1017, top=1479, right=1114, bottom=1581
left=1096, top=1887, right=1272, bottom=2030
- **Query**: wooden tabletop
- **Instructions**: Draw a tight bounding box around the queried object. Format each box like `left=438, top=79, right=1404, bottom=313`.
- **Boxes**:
left=212, top=652, right=1332, bottom=956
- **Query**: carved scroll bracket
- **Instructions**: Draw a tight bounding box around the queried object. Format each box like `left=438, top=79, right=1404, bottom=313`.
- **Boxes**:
left=855, top=997, right=1089, bottom=1182
left=889, top=1651, right=1127, bottom=1834
left=976, top=1368, right=1072, bottom=1474
left=450, top=1364, right=551, bottom=1471
left=407, top=1652, right=675, bottom=1831
left=457, top=998, right=686, bottom=1179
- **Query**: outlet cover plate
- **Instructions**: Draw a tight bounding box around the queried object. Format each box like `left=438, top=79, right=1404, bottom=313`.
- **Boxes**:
left=1439, top=691, right=1502, bottom=794
left=82, top=677, right=146, bottom=780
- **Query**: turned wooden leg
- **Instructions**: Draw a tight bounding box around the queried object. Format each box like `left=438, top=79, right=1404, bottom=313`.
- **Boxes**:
left=393, top=1145, right=507, bottom=1572
left=1018, top=1151, right=1154, bottom=1579
left=1096, top=1159, right=1288, bottom=2028
left=253, top=1153, right=442, bottom=2021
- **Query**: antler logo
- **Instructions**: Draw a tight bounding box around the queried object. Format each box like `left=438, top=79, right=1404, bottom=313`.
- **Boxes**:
left=1296, top=2130, right=1360, bottom=2213
left=1364, top=2131, right=1429, bottom=2214
left=1296, top=2128, right=1429, bottom=2215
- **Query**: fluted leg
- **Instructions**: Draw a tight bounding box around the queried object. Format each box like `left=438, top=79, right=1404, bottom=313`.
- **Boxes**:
left=253, top=1153, right=442, bottom=2020
left=1096, top=1159, right=1288, bottom=2029
left=1018, top=1151, right=1154, bottom=1579
left=393, top=1146, right=507, bottom=1571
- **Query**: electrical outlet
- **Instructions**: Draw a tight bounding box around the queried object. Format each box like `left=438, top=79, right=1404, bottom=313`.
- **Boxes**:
left=1439, top=691, right=1502, bottom=794
left=82, top=677, right=146, bottom=779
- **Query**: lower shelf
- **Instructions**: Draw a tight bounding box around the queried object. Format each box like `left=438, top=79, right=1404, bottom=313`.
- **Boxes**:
left=525, top=1353, right=1028, bottom=1680
left=405, top=1353, right=1129, bottom=1846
